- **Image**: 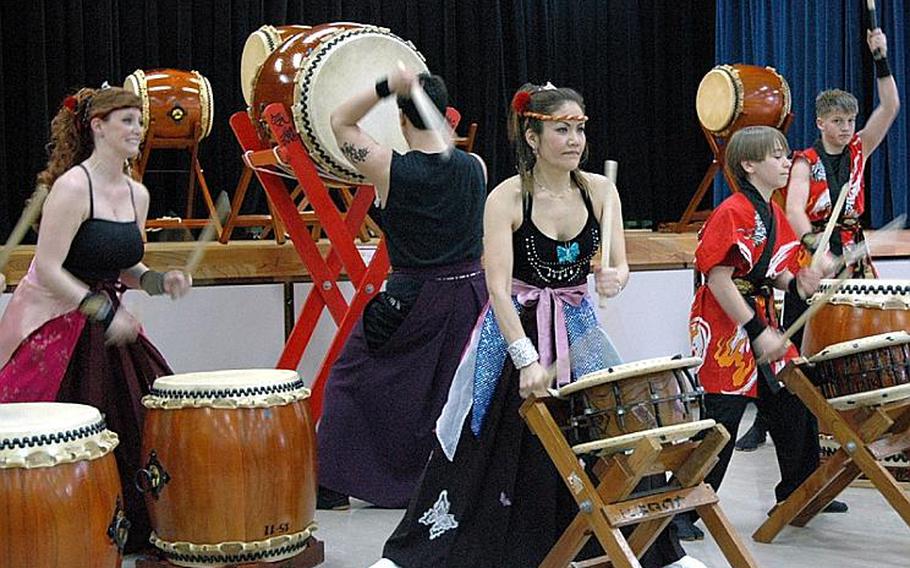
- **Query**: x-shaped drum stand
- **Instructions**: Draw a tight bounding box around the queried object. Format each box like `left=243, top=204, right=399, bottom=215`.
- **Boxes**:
left=229, top=104, right=390, bottom=420
left=520, top=397, right=758, bottom=568
left=753, top=362, right=910, bottom=543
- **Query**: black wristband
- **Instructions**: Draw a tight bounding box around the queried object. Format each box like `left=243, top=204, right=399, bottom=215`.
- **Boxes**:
left=788, top=276, right=802, bottom=299
left=140, top=270, right=167, bottom=296
left=743, top=314, right=767, bottom=343
left=875, top=57, right=891, bottom=78
left=375, top=78, right=392, bottom=98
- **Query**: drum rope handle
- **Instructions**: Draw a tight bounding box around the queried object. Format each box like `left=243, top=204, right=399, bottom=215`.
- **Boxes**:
left=242, top=150, right=298, bottom=180
left=106, top=496, right=131, bottom=554
left=135, top=449, right=170, bottom=499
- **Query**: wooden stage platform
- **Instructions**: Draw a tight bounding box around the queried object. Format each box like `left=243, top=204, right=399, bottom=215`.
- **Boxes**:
left=3, top=230, right=908, bottom=287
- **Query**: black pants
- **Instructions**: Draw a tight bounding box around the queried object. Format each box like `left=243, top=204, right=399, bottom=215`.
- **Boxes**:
left=782, top=291, right=809, bottom=350
left=704, top=378, right=820, bottom=504
left=680, top=377, right=821, bottom=528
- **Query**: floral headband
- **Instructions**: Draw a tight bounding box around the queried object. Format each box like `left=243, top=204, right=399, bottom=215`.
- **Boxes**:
left=60, top=82, right=115, bottom=131
left=510, top=83, right=588, bottom=122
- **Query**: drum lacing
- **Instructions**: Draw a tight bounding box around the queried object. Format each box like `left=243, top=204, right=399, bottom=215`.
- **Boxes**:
left=241, top=149, right=298, bottom=180
left=163, top=539, right=310, bottom=564
left=294, top=26, right=421, bottom=181
left=0, top=418, right=107, bottom=451
left=818, top=282, right=910, bottom=295
left=149, top=379, right=307, bottom=400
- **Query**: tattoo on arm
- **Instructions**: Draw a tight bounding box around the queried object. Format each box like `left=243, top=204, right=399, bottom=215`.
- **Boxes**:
left=341, top=142, right=370, bottom=164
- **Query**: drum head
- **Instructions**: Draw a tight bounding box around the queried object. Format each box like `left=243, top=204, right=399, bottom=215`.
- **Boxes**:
left=558, top=356, right=703, bottom=397
left=191, top=70, right=215, bottom=139
left=241, top=26, right=282, bottom=106
left=124, top=70, right=150, bottom=140
left=151, top=368, right=301, bottom=393
left=696, top=67, right=737, bottom=132
left=293, top=27, right=428, bottom=182
left=808, top=331, right=910, bottom=363
left=0, top=402, right=101, bottom=441
left=0, top=402, right=117, bottom=467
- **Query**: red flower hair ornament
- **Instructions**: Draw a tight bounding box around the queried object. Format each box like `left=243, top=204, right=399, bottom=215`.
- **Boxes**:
left=62, top=95, right=78, bottom=114
left=511, top=91, right=531, bottom=115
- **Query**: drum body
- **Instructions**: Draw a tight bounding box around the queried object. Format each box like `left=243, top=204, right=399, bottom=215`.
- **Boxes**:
left=240, top=24, right=312, bottom=105
left=140, top=369, right=316, bottom=567
left=558, top=357, right=704, bottom=444
left=803, top=279, right=910, bottom=358
left=250, top=22, right=428, bottom=182
left=0, top=403, right=125, bottom=567
left=124, top=68, right=214, bottom=142
left=696, top=64, right=790, bottom=137
left=805, top=332, right=910, bottom=400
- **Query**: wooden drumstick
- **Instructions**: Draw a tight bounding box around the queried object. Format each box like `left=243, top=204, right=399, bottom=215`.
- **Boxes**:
left=183, top=192, right=230, bottom=276
left=811, top=181, right=850, bottom=269
left=866, top=0, right=884, bottom=60
left=0, top=185, right=49, bottom=273
left=598, top=160, right=618, bottom=309
left=397, top=61, right=453, bottom=158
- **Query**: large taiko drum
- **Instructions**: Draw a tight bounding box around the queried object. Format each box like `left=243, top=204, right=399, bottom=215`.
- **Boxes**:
left=802, top=279, right=910, bottom=358
left=139, top=369, right=316, bottom=567
left=0, top=403, right=126, bottom=566
left=240, top=24, right=312, bottom=105
left=124, top=68, right=214, bottom=142
left=804, top=331, right=910, bottom=406
left=696, top=64, right=791, bottom=137
left=250, top=22, right=428, bottom=182
left=556, top=356, right=711, bottom=454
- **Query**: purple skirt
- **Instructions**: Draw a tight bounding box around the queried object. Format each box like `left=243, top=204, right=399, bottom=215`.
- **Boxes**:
left=317, top=260, right=487, bottom=507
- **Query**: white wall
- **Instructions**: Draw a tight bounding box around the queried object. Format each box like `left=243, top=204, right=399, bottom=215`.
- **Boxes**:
left=0, top=258, right=906, bottom=380
left=592, top=269, right=695, bottom=363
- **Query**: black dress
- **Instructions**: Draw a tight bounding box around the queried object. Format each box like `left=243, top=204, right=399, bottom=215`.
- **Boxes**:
left=381, top=188, right=685, bottom=567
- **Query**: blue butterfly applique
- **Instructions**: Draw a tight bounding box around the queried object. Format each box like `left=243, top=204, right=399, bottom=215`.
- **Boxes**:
left=556, top=242, right=580, bottom=264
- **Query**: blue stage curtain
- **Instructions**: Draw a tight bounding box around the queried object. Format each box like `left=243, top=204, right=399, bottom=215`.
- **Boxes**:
left=714, top=0, right=907, bottom=228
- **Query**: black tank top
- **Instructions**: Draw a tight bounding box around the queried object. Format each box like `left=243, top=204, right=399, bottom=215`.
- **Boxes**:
left=379, top=148, right=486, bottom=268
left=512, top=188, right=600, bottom=288
left=62, top=165, right=144, bottom=282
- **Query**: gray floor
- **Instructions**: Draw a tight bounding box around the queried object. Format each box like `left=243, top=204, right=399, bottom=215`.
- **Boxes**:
left=127, top=410, right=909, bottom=568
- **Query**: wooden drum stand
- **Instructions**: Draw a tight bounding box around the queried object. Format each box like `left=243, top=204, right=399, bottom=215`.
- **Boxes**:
left=521, top=397, right=759, bottom=568
left=753, top=362, right=910, bottom=543
left=229, top=103, right=390, bottom=421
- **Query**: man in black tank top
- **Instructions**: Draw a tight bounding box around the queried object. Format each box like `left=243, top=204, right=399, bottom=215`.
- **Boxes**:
left=315, top=68, right=488, bottom=510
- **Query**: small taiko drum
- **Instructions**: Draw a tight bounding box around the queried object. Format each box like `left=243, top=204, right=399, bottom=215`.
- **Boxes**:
left=804, top=331, right=910, bottom=408
left=696, top=64, right=791, bottom=137
left=250, top=22, right=428, bottom=182
left=124, top=68, right=214, bottom=142
left=240, top=24, right=312, bottom=105
left=0, top=403, right=126, bottom=566
left=802, top=279, right=910, bottom=358
left=139, top=369, right=316, bottom=567
left=556, top=356, right=711, bottom=454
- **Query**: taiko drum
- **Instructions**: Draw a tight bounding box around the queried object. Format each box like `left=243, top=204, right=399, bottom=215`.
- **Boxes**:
left=139, top=369, right=316, bottom=567
left=124, top=68, right=214, bottom=142
left=557, top=356, right=704, bottom=445
left=249, top=22, right=428, bottom=182
left=240, top=24, right=312, bottom=105
left=802, top=279, right=910, bottom=358
left=0, top=402, right=126, bottom=567
left=696, top=64, right=791, bottom=137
